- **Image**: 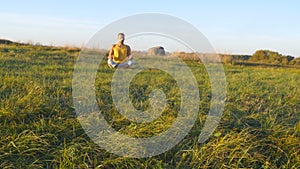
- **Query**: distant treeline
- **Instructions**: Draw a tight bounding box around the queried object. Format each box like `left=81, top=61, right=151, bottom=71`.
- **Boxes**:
left=173, top=50, right=300, bottom=66
left=0, top=39, right=14, bottom=45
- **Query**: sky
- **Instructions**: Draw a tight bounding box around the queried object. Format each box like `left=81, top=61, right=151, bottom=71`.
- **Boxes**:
left=1, top=0, right=300, bottom=56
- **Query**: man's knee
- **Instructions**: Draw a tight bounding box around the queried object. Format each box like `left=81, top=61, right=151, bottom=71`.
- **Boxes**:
left=128, top=60, right=134, bottom=66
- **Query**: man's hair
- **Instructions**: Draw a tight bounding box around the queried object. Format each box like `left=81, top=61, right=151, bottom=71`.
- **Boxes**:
left=118, top=33, right=125, bottom=37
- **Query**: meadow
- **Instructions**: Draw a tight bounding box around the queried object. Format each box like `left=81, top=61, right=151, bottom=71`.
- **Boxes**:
left=0, top=43, right=299, bottom=168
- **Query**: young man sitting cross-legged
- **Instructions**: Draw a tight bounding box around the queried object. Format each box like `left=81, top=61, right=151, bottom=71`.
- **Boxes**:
left=107, top=33, right=134, bottom=68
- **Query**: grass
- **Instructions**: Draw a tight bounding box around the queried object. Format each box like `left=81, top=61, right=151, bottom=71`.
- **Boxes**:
left=0, top=44, right=299, bottom=168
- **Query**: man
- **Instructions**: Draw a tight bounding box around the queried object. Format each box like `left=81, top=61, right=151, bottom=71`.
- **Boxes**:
left=107, top=33, right=134, bottom=68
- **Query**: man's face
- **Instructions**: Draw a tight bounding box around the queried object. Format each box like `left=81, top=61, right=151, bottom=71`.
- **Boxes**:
left=118, top=34, right=125, bottom=43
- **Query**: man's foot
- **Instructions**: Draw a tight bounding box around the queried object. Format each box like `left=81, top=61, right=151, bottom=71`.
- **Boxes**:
left=108, top=64, right=113, bottom=68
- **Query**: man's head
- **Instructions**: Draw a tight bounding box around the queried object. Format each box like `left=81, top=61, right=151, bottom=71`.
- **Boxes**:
left=118, top=33, right=125, bottom=44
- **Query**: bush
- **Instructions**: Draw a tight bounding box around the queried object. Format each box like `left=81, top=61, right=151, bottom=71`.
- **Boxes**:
left=250, top=49, right=295, bottom=65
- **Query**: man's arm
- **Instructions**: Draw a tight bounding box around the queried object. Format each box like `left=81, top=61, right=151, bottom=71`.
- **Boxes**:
left=108, top=44, right=115, bottom=60
left=126, top=45, right=132, bottom=60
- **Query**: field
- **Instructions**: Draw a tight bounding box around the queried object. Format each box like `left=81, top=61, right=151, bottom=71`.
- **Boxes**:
left=0, top=44, right=299, bottom=168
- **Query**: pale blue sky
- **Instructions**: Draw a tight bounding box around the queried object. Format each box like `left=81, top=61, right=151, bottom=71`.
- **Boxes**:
left=1, top=0, right=300, bottom=56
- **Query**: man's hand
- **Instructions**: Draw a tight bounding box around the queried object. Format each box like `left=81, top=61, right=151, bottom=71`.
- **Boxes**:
left=128, top=55, right=133, bottom=60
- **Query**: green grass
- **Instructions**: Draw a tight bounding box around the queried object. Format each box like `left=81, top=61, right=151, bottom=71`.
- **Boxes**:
left=0, top=44, right=299, bottom=168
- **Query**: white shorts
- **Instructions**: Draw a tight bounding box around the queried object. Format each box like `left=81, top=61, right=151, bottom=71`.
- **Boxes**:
left=107, top=59, right=135, bottom=68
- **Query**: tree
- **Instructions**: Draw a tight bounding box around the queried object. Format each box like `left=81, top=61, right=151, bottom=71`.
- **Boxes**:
left=250, top=49, right=294, bottom=65
left=286, top=55, right=294, bottom=62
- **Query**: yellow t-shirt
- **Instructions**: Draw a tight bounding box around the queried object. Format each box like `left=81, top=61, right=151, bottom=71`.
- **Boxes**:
left=113, top=45, right=128, bottom=63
